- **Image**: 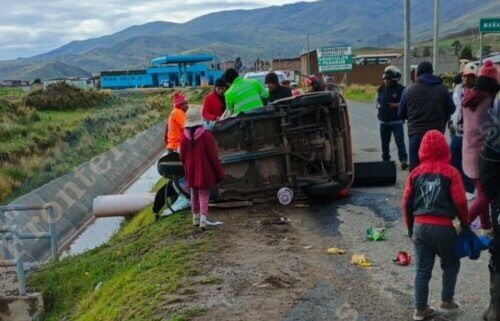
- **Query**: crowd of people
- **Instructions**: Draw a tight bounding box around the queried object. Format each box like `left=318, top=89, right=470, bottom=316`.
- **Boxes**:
left=163, top=63, right=500, bottom=320
left=391, top=60, right=499, bottom=321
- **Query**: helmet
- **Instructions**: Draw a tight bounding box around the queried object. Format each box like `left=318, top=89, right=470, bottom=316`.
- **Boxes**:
left=305, top=75, right=324, bottom=92
left=462, top=62, right=478, bottom=76
left=382, top=65, right=402, bottom=81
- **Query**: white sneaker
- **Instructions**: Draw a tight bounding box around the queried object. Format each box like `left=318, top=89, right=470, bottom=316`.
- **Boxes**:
left=192, top=214, right=200, bottom=226
left=466, top=192, right=476, bottom=201
left=200, top=215, right=207, bottom=229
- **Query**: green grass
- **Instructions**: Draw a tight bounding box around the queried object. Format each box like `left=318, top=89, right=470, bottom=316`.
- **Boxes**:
left=0, top=87, right=25, bottom=97
left=28, top=182, right=211, bottom=321
left=343, top=84, right=378, bottom=103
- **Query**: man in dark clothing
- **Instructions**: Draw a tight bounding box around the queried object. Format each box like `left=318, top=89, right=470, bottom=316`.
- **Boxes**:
left=398, top=61, right=456, bottom=171
left=375, top=65, right=408, bottom=170
left=265, top=72, right=292, bottom=103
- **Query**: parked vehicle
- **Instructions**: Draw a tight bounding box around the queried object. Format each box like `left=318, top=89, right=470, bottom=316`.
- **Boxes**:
left=244, top=71, right=288, bottom=86
left=160, top=80, right=170, bottom=88
left=155, top=90, right=357, bottom=211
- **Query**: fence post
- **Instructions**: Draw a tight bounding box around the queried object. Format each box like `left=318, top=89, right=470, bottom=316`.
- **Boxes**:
left=49, top=206, right=57, bottom=260
left=0, top=209, right=11, bottom=259
left=12, top=225, right=27, bottom=296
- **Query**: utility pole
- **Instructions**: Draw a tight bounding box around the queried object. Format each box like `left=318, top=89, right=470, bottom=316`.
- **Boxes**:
left=433, top=0, right=439, bottom=73
left=403, top=0, right=410, bottom=86
left=307, top=33, right=310, bottom=76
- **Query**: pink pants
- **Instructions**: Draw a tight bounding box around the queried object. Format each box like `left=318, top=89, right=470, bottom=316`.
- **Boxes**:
left=468, top=179, right=492, bottom=229
left=190, top=187, right=210, bottom=216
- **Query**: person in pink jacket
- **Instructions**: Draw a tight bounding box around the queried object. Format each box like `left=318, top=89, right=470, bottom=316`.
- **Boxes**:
left=462, top=60, right=499, bottom=233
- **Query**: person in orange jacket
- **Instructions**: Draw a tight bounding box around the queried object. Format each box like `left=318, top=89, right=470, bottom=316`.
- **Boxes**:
left=165, top=92, right=188, bottom=152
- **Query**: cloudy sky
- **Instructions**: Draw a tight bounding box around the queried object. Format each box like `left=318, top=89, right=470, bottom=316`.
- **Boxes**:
left=0, top=0, right=317, bottom=61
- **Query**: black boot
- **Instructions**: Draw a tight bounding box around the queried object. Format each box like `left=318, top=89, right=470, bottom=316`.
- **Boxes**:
left=484, top=272, right=500, bottom=320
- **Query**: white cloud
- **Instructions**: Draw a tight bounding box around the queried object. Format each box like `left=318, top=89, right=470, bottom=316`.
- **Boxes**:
left=0, top=0, right=317, bottom=60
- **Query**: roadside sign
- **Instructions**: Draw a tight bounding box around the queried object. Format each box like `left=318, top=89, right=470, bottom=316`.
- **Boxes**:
left=479, top=17, right=500, bottom=34
left=317, top=46, right=352, bottom=73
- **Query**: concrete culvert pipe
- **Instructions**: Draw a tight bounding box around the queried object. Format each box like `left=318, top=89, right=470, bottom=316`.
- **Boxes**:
left=93, top=193, right=156, bottom=217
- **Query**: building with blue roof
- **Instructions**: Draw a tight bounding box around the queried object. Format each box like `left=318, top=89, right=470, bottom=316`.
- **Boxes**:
left=101, top=54, right=222, bottom=90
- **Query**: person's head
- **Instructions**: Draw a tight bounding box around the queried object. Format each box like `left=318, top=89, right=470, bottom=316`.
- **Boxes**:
left=382, top=65, right=401, bottom=86
left=478, top=60, right=499, bottom=86
left=462, top=62, right=478, bottom=89
left=173, top=92, right=188, bottom=111
left=214, top=78, right=228, bottom=96
left=265, top=72, right=280, bottom=91
left=418, top=129, right=451, bottom=165
left=416, top=61, right=433, bottom=77
left=184, top=105, right=204, bottom=138
left=224, top=68, right=239, bottom=85
left=305, top=75, right=323, bottom=92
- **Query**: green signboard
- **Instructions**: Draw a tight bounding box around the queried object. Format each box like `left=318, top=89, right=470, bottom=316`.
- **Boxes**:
left=480, top=17, right=500, bottom=33
left=317, top=46, right=352, bottom=73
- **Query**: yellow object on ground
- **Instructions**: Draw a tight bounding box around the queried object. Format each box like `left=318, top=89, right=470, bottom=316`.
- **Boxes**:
left=351, top=254, right=372, bottom=268
left=326, top=247, right=346, bottom=255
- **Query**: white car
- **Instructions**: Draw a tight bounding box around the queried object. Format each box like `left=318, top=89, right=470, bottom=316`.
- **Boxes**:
left=244, top=71, right=288, bottom=86
left=160, top=80, right=170, bottom=88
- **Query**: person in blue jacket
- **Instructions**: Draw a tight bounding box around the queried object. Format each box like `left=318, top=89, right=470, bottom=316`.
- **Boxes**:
left=374, top=65, right=408, bottom=170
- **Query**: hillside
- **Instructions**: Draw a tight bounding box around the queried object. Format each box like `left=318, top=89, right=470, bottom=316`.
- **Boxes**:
left=1, top=0, right=499, bottom=80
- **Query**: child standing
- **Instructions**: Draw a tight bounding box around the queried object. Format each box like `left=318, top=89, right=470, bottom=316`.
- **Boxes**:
left=402, top=130, right=469, bottom=321
left=180, top=105, right=225, bottom=228
left=165, top=92, right=188, bottom=152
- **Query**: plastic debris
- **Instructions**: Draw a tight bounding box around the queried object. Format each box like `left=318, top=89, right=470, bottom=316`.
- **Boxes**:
left=366, top=227, right=387, bottom=241
left=351, top=254, right=372, bottom=268
left=327, top=247, right=346, bottom=255
left=205, top=219, right=224, bottom=226
left=303, top=245, right=313, bottom=250
left=393, top=251, right=412, bottom=266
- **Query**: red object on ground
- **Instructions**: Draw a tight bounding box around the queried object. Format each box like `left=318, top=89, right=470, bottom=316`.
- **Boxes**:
left=394, top=251, right=412, bottom=266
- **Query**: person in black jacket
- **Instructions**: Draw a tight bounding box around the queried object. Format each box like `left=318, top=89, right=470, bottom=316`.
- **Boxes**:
left=374, top=66, right=408, bottom=170
left=265, top=72, right=292, bottom=103
left=480, top=97, right=500, bottom=321
left=398, top=61, right=456, bottom=171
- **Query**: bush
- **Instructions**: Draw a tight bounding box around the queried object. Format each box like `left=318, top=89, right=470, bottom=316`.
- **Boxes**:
left=25, top=82, right=109, bottom=111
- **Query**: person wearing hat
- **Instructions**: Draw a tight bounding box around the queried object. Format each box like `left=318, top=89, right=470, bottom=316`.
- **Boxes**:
left=374, top=65, right=408, bottom=170
left=166, top=92, right=188, bottom=152
left=265, top=72, right=292, bottom=104
left=179, top=105, right=225, bottom=229
left=305, top=74, right=324, bottom=92
left=462, top=60, right=499, bottom=234
left=223, top=68, right=268, bottom=115
left=450, top=63, right=478, bottom=200
left=202, top=78, right=228, bottom=121
left=398, top=61, right=456, bottom=171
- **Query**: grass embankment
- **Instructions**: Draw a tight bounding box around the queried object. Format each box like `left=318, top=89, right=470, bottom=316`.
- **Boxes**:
left=0, top=86, right=211, bottom=203
left=343, top=84, right=377, bottom=103
left=29, top=178, right=214, bottom=321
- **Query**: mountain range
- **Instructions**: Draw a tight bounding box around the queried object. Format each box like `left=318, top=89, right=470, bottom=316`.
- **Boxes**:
left=1, top=0, right=499, bottom=81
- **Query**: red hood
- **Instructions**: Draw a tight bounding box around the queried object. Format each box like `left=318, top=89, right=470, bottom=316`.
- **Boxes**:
left=418, top=130, right=451, bottom=164
left=183, top=127, right=206, bottom=140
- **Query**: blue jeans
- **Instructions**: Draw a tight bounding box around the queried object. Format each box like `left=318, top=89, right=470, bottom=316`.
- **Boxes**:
left=409, top=134, right=424, bottom=171
left=413, top=224, right=460, bottom=310
left=380, top=123, right=408, bottom=162
left=450, top=134, right=474, bottom=193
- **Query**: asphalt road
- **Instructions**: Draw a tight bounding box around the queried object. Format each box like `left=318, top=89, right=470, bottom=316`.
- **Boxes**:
left=280, top=100, right=489, bottom=321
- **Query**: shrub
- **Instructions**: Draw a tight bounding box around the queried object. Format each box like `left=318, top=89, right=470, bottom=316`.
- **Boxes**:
left=25, top=82, right=109, bottom=111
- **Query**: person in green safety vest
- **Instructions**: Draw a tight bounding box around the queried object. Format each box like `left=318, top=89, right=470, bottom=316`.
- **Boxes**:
left=223, top=68, right=269, bottom=115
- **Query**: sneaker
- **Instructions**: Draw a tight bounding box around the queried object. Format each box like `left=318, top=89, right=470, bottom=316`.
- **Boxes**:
left=200, top=215, right=207, bottom=229
left=466, top=192, right=476, bottom=201
left=192, top=214, right=200, bottom=226
left=401, top=161, right=409, bottom=170
left=440, top=301, right=461, bottom=313
left=413, top=306, right=436, bottom=320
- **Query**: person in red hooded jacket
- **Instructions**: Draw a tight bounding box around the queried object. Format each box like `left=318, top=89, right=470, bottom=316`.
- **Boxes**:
left=402, top=130, right=468, bottom=320
left=180, top=105, right=225, bottom=229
